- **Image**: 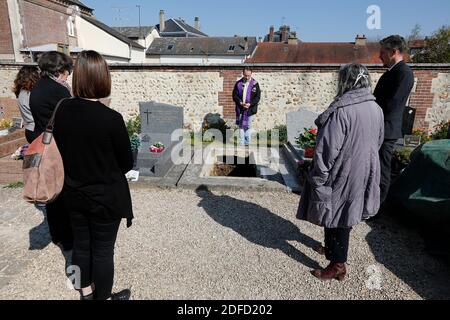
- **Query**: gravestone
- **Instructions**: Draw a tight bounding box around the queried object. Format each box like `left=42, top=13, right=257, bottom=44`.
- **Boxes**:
left=287, top=108, right=319, bottom=146
left=137, top=101, right=184, bottom=177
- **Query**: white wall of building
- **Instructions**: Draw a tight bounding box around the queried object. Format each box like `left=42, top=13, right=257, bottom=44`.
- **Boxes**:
left=6, top=0, right=24, bottom=62
left=76, top=16, right=145, bottom=63
left=130, top=48, right=146, bottom=63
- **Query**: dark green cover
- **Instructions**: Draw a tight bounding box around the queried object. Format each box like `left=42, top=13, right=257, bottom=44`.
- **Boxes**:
left=389, top=140, right=450, bottom=225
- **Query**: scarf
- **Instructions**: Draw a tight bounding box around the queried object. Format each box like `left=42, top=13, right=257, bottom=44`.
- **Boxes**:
left=50, top=75, right=73, bottom=96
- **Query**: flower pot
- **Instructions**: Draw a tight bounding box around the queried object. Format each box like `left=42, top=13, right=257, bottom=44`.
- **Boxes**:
left=304, top=147, right=315, bottom=159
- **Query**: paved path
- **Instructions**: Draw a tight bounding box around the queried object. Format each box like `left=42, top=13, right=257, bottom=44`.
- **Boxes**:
left=1, top=187, right=449, bottom=300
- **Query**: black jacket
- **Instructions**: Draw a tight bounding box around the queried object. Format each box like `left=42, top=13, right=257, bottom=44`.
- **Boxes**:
left=53, top=98, right=134, bottom=224
left=232, top=79, right=261, bottom=116
left=30, top=77, right=72, bottom=136
left=374, top=61, right=415, bottom=140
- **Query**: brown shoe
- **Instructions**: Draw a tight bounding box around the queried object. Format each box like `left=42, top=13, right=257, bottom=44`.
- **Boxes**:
left=311, top=262, right=347, bottom=281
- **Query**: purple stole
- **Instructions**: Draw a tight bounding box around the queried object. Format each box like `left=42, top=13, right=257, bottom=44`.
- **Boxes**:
left=235, top=78, right=255, bottom=130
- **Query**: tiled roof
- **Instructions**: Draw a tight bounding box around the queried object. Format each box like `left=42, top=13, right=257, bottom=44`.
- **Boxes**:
left=155, top=19, right=208, bottom=37
left=112, top=26, right=155, bottom=39
left=82, top=16, right=145, bottom=50
left=408, top=39, right=426, bottom=49
left=147, top=37, right=257, bottom=56
left=246, top=42, right=410, bottom=64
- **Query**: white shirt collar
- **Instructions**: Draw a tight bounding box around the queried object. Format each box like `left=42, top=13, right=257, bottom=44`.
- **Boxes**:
left=388, top=60, right=402, bottom=71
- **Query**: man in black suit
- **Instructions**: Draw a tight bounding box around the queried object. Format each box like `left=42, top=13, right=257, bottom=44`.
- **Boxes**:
left=374, top=35, right=415, bottom=208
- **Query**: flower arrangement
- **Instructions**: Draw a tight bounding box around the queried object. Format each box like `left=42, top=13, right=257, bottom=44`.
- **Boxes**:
left=150, top=142, right=165, bottom=153
left=130, top=134, right=141, bottom=152
left=11, top=144, right=29, bottom=160
left=295, top=127, right=318, bottom=158
left=412, top=128, right=433, bottom=144
left=0, top=119, right=12, bottom=130
left=0, top=119, right=12, bottom=136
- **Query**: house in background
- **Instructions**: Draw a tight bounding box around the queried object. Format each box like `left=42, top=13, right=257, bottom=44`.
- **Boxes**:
left=264, top=25, right=300, bottom=44
left=112, top=26, right=160, bottom=51
left=247, top=35, right=407, bottom=64
left=146, top=37, right=257, bottom=64
left=1, top=0, right=145, bottom=63
left=156, top=10, right=207, bottom=38
left=75, top=14, right=145, bottom=63
left=408, top=39, right=427, bottom=60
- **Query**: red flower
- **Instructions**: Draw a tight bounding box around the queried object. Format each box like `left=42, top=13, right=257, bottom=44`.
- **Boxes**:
left=309, top=128, right=318, bottom=135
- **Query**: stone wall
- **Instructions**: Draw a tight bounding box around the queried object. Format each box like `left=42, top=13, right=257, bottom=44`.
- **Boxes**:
left=0, top=63, right=449, bottom=132
left=109, top=70, right=223, bottom=131
left=429, top=72, right=450, bottom=127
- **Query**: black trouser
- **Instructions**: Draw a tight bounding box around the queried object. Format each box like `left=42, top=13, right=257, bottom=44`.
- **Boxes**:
left=67, top=192, right=121, bottom=300
left=379, top=139, right=397, bottom=204
left=46, top=193, right=73, bottom=247
left=324, top=228, right=351, bottom=264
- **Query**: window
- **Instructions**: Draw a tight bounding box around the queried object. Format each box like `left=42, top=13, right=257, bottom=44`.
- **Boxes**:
left=167, top=44, right=174, bottom=50
left=67, top=16, right=75, bottom=37
left=228, top=45, right=235, bottom=51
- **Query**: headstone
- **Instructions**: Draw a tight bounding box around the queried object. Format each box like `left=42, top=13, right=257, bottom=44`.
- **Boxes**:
left=12, top=117, right=23, bottom=129
left=286, top=108, right=319, bottom=146
left=404, top=135, right=421, bottom=147
left=137, top=101, right=184, bottom=177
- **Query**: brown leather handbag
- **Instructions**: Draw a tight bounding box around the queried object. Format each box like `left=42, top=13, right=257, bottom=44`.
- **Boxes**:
left=22, top=99, right=68, bottom=204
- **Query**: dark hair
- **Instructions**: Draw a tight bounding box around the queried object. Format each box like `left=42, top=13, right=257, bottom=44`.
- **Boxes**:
left=73, top=50, right=111, bottom=99
left=12, top=66, right=40, bottom=98
left=243, top=67, right=253, bottom=73
left=336, top=63, right=371, bottom=98
left=380, top=35, right=408, bottom=54
left=38, top=51, right=73, bottom=77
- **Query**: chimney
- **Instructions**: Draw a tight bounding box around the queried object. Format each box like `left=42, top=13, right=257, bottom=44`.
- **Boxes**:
left=194, top=17, right=200, bottom=30
left=288, top=32, right=298, bottom=45
left=355, top=34, right=367, bottom=46
left=281, top=26, right=288, bottom=43
left=244, top=36, right=249, bottom=51
left=159, top=10, right=166, bottom=32
left=269, top=26, right=275, bottom=42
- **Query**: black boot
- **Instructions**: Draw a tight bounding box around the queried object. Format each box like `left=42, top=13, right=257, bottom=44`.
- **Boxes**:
left=111, top=289, right=131, bottom=301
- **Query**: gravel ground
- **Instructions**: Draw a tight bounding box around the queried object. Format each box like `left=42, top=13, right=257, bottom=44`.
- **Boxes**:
left=0, top=187, right=449, bottom=300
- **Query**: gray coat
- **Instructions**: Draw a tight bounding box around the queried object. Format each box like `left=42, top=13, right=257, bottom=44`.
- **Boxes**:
left=297, top=88, right=384, bottom=228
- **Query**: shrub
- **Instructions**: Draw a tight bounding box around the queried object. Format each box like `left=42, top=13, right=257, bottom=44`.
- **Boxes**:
left=202, top=113, right=230, bottom=143
left=431, top=121, right=450, bottom=140
left=126, top=114, right=141, bottom=138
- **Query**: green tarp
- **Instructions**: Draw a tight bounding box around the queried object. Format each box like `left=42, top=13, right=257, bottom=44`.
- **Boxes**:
left=389, top=140, right=450, bottom=225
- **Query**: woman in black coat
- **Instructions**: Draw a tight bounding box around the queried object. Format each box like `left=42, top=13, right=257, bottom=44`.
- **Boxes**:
left=29, top=51, right=73, bottom=251
left=53, top=51, right=134, bottom=300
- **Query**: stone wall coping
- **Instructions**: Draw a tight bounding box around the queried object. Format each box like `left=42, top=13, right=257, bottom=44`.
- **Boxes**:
left=1, top=62, right=450, bottom=71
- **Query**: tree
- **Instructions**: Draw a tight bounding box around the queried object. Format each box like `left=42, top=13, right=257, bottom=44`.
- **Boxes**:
left=413, top=26, right=450, bottom=63
left=408, top=23, right=422, bottom=42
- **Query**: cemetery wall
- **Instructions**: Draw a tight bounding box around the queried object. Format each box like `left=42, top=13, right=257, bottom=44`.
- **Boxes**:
left=0, top=63, right=449, bottom=132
